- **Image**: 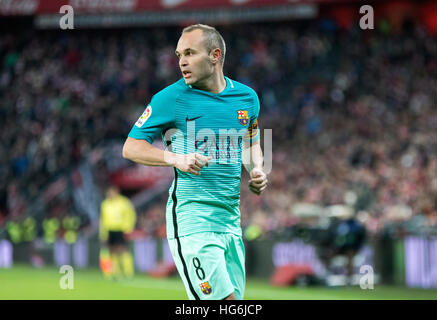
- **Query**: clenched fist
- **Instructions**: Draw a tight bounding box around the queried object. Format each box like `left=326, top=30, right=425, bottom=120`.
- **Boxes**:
left=249, top=168, right=268, bottom=195
left=174, top=153, right=212, bottom=176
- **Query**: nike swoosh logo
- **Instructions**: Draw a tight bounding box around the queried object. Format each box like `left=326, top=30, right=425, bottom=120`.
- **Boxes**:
left=186, top=116, right=202, bottom=122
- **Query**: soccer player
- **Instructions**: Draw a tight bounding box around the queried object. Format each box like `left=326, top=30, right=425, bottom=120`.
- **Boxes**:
left=122, top=24, right=268, bottom=300
left=99, top=185, right=136, bottom=280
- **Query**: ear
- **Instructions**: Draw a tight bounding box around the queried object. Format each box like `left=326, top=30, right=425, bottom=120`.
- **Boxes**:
left=210, top=48, right=222, bottom=65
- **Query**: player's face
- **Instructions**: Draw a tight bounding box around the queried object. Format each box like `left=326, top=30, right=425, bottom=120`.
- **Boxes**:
left=106, top=187, right=118, bottom=199
left=175, top=29, right=214, bottom=86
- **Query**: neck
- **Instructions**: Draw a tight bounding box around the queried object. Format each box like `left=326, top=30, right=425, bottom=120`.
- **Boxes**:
left=194, top=69, right=226, bottom=94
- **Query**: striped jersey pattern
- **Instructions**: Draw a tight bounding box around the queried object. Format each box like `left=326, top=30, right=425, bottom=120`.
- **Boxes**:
left=128, top=77, right=260, bottom=239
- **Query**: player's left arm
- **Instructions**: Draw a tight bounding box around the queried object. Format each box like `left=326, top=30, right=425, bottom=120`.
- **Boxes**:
left=99, top=204, right=108, bottom=243
left=242, top=121, right=268, bottom=196
left=123, top=198, right=137, bottom=234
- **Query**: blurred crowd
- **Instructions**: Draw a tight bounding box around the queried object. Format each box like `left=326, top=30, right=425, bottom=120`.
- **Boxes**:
left=1, top=20, right=437, bottom=239
left=239, top=21, right=437, bottom=238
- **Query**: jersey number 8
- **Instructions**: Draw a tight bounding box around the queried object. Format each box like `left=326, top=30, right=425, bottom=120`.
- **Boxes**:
left=193, top=257, right=205, bottom=281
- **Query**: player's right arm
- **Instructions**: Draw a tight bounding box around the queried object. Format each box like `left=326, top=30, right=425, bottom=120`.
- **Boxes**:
left=122, top=137, right=178, bottom=167
left=122, top=138, right=211, bottom=175
left=122, top=89, right=210, bottom=175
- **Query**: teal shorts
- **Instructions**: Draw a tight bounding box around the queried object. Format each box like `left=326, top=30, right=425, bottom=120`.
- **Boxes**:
left=168, top=232, right=246, bottom=300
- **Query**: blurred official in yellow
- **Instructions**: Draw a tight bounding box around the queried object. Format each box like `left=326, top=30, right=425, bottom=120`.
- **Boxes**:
left=100, top=185, right=136, bottom=280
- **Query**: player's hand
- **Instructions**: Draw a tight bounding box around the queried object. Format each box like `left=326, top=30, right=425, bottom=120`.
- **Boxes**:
left=249, top=168, right=268, bottom=195
left=174, top=153, right=212, bottom=176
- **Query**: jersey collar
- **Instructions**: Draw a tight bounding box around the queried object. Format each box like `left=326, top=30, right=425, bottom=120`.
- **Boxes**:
left=187, top=76, right=232, bottom=96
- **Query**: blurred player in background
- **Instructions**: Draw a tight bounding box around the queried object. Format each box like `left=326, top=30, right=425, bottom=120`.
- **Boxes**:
left=99, top=185, right=136, bottom=280
left=123, top=24, right=268, bottom=300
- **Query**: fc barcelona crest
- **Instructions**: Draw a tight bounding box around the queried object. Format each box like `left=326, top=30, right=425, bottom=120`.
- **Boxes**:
left=200, top=281, right=212, bottom=295
left=237, top=110, right=249, bottom=126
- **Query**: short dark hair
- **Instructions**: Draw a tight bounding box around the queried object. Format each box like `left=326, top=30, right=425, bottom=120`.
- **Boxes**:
left=182, top=24, right=226, bottom=65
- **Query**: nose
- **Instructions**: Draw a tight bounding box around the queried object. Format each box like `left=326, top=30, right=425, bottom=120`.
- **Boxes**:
left=179, top=56, right=188, bottom=68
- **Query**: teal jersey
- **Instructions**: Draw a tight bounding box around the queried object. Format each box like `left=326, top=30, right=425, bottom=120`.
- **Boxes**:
left=128, top=77, right=260, bottom=239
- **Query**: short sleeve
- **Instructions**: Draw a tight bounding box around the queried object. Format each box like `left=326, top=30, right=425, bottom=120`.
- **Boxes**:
left=243, top=90, right=260, bottom=144
left=128, top=91, right=176, bottom=144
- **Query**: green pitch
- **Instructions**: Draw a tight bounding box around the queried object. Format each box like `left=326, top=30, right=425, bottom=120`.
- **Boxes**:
left=0, top=265, right=436, bottom=300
